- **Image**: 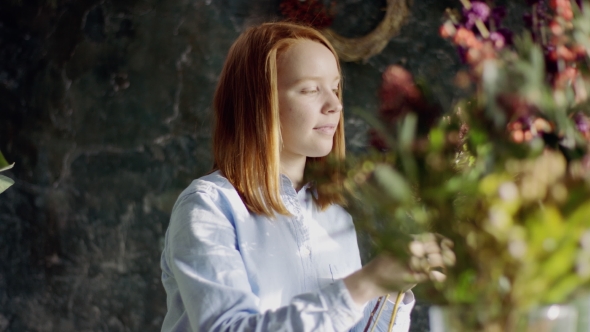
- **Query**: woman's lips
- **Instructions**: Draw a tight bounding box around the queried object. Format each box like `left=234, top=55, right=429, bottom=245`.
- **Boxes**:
left=313, top=125, right=337, bottom=135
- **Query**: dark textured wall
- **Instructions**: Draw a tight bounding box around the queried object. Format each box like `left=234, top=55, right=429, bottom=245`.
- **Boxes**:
left=0, top=0, right=524, bottom=331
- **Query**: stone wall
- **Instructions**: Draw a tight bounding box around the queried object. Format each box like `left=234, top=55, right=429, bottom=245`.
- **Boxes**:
left=0, top=0, right=525, bottom=331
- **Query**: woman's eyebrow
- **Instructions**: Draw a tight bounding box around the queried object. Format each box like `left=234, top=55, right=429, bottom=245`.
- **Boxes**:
left=292, top=75, right=341, bottom=84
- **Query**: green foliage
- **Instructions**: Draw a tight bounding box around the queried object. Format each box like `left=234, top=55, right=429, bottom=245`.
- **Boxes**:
left=0, top=151, right=15, bottom=194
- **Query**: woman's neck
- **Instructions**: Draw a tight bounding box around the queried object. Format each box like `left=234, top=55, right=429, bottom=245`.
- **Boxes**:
left=279, top=152, right=306, bottom=191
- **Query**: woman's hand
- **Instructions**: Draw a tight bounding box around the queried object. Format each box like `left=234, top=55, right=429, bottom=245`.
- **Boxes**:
left=343, top=253, right=426, bottom=307
left=343, top=233, right=453, bottom=307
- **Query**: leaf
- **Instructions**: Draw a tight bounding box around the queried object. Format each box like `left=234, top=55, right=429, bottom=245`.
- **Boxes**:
left=0, top=151, right=9, bottom=169
left=543, top=274, right=582, bottom=304
left=429, top=127, right=445, bottom=152
left=566, top=199, right=590, bottom=227
left=482, top=60, right=506, bottom=128
left=478, top=174, right=507, bottom=196
left=528, top=45, right=545, bottom=86
left=399, top=113, right=417, bottom=151
left=0, top=174, right=14, bottom=194
left=0, top=162, right=14, bottom=173
left=373, top=164, right=413, bottom=204
left=539, top=242, right=577, bottom=282
left=397, top=113, right=419, bottom=181
left=526, top=206, right=565, bottom=258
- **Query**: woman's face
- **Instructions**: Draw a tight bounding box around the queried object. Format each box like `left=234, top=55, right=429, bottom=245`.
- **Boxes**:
left=276, top=39, right=342, bottom=161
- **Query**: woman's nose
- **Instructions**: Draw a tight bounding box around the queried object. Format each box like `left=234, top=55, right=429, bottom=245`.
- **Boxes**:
left=323, top=91, right=342, bottom=114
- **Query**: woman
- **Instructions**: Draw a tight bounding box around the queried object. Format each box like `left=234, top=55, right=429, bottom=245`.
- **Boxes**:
left=160, top=22, right=424, bottom=332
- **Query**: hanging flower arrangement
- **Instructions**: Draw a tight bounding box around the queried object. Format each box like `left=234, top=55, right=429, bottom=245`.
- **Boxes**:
left=279, top=0, right=411, bottom=62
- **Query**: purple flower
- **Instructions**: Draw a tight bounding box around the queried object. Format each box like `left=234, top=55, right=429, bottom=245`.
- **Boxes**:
left=575, top=113, right=590, bottom=134
left=490, top=32, right=506, bottom=49
left=464, top=1, right=491, bottom=29
left=517, top=116, right=534, bottom=131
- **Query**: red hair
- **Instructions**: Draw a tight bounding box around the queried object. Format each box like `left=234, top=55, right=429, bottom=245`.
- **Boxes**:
left=212, top=22, right=345, bottom=216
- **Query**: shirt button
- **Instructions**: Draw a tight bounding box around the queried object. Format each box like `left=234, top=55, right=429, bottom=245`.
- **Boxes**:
left=302, top=248, right=311, bottom=256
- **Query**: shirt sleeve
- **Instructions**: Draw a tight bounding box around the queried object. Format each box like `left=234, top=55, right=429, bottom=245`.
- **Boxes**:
left=161, top=185, right=366, bottom=332
left=350, top=291, right=415, bottom=332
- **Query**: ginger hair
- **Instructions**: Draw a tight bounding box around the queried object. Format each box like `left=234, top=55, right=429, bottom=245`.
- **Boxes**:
left=212, top=22, right=345, bottom=216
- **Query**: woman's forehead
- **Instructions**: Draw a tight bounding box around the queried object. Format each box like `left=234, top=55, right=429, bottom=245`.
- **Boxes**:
left=277, top=40, right=340, bottom=83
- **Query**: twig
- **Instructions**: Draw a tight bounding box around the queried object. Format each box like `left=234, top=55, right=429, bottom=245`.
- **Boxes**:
left=387, top=292, right=405, bottom=332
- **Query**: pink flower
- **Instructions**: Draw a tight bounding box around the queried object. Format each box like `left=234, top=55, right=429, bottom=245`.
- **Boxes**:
left=379, top=65, right=421, bottom=122
left=489, top=32, right=506, bottom=49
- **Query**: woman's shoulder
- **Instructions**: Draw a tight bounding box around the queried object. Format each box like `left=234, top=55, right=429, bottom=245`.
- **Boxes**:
left=166, top=171, right=252, bottom=234
left=173, top=170, right=243, bottom=211
left=181, top=170, right=235, bottom=194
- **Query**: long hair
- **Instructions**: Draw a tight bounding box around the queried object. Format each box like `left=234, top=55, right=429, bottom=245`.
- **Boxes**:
left=212, top=22, right=346, bottom=216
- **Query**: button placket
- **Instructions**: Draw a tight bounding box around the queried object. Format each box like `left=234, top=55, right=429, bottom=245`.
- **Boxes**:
left=289, top=197, right=311, bottom=256
left=280, top=175, right=315, bottom=288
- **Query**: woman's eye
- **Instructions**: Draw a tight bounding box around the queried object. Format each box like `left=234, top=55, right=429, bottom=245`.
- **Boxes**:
left=302, top=89, right=319, bottom=94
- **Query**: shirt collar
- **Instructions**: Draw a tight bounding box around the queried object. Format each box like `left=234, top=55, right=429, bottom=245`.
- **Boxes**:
left=279, top=174, right=312, bottom=197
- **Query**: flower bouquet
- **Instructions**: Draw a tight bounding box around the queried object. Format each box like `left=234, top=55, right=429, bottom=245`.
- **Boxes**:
left=313, top=0, right=590, bottom=330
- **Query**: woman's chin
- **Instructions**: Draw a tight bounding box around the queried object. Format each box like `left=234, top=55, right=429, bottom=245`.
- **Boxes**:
left=307, top=146, right=334, bottom=158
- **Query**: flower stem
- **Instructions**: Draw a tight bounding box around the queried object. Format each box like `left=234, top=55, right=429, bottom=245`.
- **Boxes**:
left=475, top=19, right=490, bottom=38
left=387, top=292, right=405, bottom=332
left=460, top=0, right=472, bottom=10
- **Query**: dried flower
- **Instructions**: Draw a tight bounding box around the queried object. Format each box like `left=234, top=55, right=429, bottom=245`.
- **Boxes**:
left=463, top=1, right=491, bottom=29
left=453, top=27, right=480, bottom=48
left=439, top=21, right=457, bottom=38
left=574, top=113, right=590, bottom=139
left=550, top=0, right=574, bottom=20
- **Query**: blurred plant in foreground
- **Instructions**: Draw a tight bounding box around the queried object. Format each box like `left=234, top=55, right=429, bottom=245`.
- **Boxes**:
left=312, top=0, right=590, bottom=330
left=0, top=151, right=14, bottom=194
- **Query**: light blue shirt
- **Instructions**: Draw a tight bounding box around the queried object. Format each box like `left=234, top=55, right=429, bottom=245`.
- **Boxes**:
left=160, top=171, right=415, bottom=332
